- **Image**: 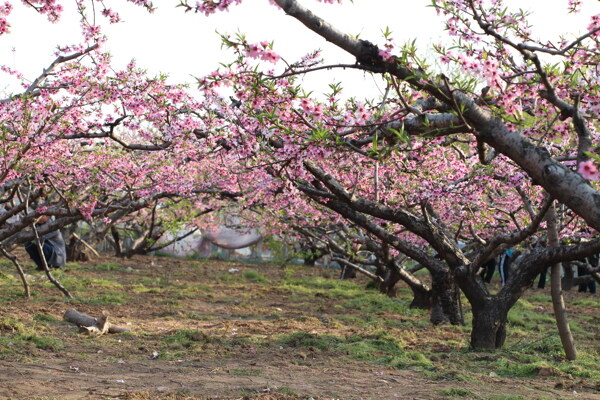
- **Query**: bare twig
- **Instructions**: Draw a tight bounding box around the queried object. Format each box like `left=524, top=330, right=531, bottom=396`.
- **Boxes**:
left=0, top=247, right=30, bottom=298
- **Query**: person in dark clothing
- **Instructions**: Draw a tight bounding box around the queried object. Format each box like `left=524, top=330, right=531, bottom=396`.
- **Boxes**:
left=479, top=257, right=496, bottom=283
left=577, top=255, right=597, bottom=294
left=499, top=248, right=516, bottom=286
left=537, top=266, right=550, bottom=289
left=25, top=216, right=66, bottom=270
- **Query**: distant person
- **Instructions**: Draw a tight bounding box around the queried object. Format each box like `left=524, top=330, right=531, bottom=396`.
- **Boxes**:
left=479, top=256, right=496, bottom=283
left=577, top=255, right=597, bottom=295
left=25, top=216, right=66, bottom=270
left=529, top=240, right=549, bottom=289
left=536, top=266, right=550, bottom=289
left=499, top=248, right=519, bottom=286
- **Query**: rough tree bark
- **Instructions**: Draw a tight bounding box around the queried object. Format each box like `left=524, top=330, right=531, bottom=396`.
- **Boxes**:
left=470, top=298, right=509, bottom=349
left=430, top=270, right=463, bottom=325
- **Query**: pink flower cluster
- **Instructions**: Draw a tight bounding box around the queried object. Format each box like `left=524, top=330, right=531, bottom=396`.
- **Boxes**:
left=246, top=41, right=280, bottom=63
left=193, top=0, right=243, bottom=16
left=101, top=8, right=121, bottom=23
left=578, top=160, right=600, bottom=181
left=299, top=98, right=323, bottom=118
left=78, top=199, right=97, bottom=220
left=589, top=14, right=600, bottom=32
left=378, top=37, right=395, bottom=62
left=568, top=0, right=582, bottom=13
left=0, top=2, right=12, bottom=35
left=25, top=0, right=63, bottom=23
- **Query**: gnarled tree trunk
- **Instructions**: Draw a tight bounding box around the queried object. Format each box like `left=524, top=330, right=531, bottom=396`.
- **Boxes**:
left=470, top=298, right=509, bottom=349
left=430, top=271, right=463, bottom=325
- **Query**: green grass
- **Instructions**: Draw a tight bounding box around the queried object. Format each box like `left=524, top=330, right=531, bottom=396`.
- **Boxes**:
left=26, top=335, right=63, bottom=351
left=63, top=277, right=124, bottom=290
left=438, top=388, right=479, bottom=398
left=284, top=276, right=361, bottom=292
left=33, top=313, right=59, bottom=323
left=571, top=297, right=600, bottom=307
left=229, top=368, right=263, bottom=376
left=276, top=387, right=298, bottom=395
left=243, top=270, right=269, bottom=283
left=77, top=293, right=128, bottom=305
left=507, top=299, right=556, bottom=329
left=277, top=330, right=435, bottom=371
left=92, top=262, right=123, bottom=271
left=0, top=317, right=63, bottom=352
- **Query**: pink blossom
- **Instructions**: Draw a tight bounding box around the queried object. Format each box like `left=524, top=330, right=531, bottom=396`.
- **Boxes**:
left=378, top=48, right=393, bottom=62
left=578, top=160, right=600, bottom=180
left=260, top=49, right=280, bottom=63
left=101, top=8, right=121, bottom=23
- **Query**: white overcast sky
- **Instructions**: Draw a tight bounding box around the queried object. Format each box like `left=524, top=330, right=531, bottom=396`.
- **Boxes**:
left=1, top=0, right=599, bottom=97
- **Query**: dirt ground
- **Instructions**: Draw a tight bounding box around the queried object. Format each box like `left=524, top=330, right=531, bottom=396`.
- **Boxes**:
left=0, top=254, right=598, bottom=400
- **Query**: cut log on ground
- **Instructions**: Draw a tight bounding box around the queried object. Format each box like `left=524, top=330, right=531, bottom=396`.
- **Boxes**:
left=63, top=308, right=130, bottom=335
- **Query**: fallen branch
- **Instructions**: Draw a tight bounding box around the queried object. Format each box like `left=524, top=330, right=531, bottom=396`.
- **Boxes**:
left=63, top=308, right=130, bottom=335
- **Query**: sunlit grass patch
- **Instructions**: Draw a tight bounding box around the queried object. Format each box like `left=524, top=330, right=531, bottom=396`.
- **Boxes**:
left=163, top=329, right=211, bottom=347
left=229, top=368, right=263, bottom=376
left=571, top=296, right=600, bottom=307
left=486, top=395, right=526, bottom=400
left=437, top=388, right=479, bottom=398
left=559, top=351, right=600, bottom=379
left=0, top=317, right=63, bottom=353
left=243, top=270, right=269, bottom=283
left=77, top=293, right=128, bottom=305
left=0, top=268, right=17, bottom=282
left=276, top=330, right=435, bottom=371
left=507, top=299, right=556, bottom=329
left=33, top=313, right=59, bottom=323
left=26, top=335, right=63, bottom=351
left=62, top=277, right=124, bottom=290
left=92, top=262, right=122, bottom=271
left=284, top=276, right=360, bottom=291
left=506, top=334, right=563, bottom=357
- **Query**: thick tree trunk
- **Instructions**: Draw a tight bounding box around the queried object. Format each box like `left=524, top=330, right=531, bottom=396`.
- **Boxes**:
left=562, top=262, right=574, bottom=291
left=381, top=263, right=432, bottom=308
left=303, top=246, right=324, bottom=266
left=430, top=271, right=463, bottom=325
left=378, top=267, right=400, bottom=297
left=339, top=265, right=357, bottom=279
left=303, top=256, right=317, bottom=266
left=111, top=226, right=122, bottom=257
left=470, top=300, right=509, bottom=349
left=409, top=288, right=431, bottom=309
